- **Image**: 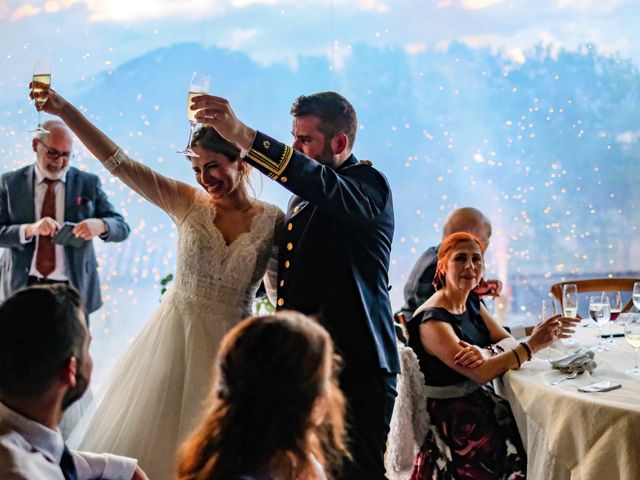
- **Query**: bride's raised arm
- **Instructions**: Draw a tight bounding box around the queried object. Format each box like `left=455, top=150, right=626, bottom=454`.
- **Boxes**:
left=33, top=85, right=198, bottom=223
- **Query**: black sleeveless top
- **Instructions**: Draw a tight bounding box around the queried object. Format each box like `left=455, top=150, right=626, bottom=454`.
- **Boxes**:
left=407, top=301, right=491, bottom=386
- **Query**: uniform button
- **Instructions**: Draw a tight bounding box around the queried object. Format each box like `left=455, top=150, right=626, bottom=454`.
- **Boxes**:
left=287, top=222, right=293, bottom=231
left=279, top=280, right=285, bottom=287
left=280, top=176, right=288, bottom=183
left=285, top=260, right=291, bottom=269
left=293, top=206, right=300, bottom=214
left=286, top=242, right=293, bottom=251
left=277, top=298, right=284, bottom=307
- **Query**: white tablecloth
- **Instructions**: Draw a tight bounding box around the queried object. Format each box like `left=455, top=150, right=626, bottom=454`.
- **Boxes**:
left=497, top=323, right=640, bottom=480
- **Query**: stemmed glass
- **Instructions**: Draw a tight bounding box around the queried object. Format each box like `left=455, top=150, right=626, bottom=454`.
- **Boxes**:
left=624, top=313, right=640, bottom=376
left=562, top=284, right=578, bottom=345
left=604, top=291, right=622, bottom=344
left=539, top=298, right=559, bottom=360
left=177, top=72, right=210, bottom=157
left=30, top=58, right=52, bottom=133
left=633, top=282, right=640, bottom=311
left=589, top=295, right=611, bottom=352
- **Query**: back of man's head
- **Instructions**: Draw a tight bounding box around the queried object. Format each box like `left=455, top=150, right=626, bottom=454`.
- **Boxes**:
left=442, top=207, right=492, bottom=248
left=0, top=284, right=84, bottom=402
left=290, top=91, right=358, bottom=148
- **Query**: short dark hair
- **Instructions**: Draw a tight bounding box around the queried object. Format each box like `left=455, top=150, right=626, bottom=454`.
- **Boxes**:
left=190, top=126, right=241, bottom=162
left=0, top=284, right=85, bottom=400
left=290, top=91, right=358, bottom=148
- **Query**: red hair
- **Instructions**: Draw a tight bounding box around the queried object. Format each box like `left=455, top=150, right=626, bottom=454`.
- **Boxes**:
left=433, top=232, right=485, bottom=290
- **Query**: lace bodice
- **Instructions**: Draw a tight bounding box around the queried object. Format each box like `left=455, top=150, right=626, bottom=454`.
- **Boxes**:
left=104, top=148, right=281, bottom=323
left=172, top=198, right=279, bottom=320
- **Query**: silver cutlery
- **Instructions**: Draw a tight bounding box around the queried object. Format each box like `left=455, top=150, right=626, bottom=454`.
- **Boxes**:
left=551, top=371, right=579, bottom=385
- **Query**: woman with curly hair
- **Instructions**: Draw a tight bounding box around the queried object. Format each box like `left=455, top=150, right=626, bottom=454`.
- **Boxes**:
left=178, top=310, right=349, bottom=480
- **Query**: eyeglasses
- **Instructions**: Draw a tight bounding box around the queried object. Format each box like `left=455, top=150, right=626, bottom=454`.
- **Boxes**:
left=37, top=139, right=74, bottom=160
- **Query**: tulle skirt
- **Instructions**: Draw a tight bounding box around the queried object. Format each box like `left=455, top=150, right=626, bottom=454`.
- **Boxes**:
left=69, top=287, right=237, bottom=480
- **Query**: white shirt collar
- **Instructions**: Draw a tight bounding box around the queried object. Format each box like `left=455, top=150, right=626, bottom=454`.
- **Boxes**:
left=0, top=400, right=65, bottom=464
left=34, top=163, right=68, bottom=185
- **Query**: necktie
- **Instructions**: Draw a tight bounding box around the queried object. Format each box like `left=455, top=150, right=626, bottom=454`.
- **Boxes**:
left=59, top=444, right=78, bottom=480
left=35, top=178, right=59, bottom=278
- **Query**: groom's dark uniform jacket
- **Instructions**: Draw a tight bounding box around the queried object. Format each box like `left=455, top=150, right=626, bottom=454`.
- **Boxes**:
left=244, top=131, right=401, bottom=376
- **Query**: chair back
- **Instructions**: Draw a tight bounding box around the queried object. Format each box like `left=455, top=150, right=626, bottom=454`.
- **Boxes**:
left=550, top=278, right=640, bottom=313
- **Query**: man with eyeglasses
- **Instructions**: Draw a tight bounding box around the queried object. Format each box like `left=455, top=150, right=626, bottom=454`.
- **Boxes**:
left=0, top=120, right=130, bottom=321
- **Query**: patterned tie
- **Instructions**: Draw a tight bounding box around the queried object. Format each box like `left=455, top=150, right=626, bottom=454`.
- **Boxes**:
left=35, top=178, right=59, bottom=278
left=59, top=444, right=78, bottom=480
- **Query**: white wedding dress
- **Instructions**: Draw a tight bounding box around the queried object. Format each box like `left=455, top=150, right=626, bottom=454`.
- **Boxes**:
left=69, top=148, right=282, bottom=480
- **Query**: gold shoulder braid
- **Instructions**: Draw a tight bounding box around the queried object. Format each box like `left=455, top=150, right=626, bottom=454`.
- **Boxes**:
left=358, top=159, right=373, bottom=166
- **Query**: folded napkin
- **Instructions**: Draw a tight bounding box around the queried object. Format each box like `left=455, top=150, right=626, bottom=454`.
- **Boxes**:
left=550, top=348, right=597, bottom=374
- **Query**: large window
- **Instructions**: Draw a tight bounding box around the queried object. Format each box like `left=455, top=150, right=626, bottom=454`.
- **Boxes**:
left=1, top=1, right=637, bottom=382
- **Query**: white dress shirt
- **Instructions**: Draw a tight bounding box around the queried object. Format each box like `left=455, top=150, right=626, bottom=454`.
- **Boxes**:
left=18, top=164, right=69, bottom=281
left=0, top=401, right=137, bottom=480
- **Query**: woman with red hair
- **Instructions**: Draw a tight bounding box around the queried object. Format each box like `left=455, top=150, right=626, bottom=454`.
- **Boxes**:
left=407, top=232, right=573, bottom=479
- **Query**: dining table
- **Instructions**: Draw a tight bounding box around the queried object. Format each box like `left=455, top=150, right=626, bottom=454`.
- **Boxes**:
left=496, top=316, right=640, bottom=480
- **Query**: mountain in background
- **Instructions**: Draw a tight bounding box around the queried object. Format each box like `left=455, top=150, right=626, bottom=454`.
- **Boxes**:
left=1, top=41, right=638, bottom=319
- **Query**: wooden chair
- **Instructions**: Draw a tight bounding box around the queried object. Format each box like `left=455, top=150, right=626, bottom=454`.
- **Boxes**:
left=550, top=278, right=640, bottom=313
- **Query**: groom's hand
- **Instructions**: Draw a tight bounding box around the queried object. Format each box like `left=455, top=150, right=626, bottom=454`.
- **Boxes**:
left=191, top=94, right=256, bottom=151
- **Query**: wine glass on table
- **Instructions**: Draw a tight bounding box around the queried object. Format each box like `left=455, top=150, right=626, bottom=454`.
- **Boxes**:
left=30, top=58, right=52, bottom=133
left=624, top=313, right=640, bottom=377
left=177, top=72, right=210, bottom=157
left=633, top=282, right=640, bottom=311
left=562, top=284, right=578, bottom=345
left=589, top=295, right=611, bottom=352
left=603, top=291, right=622, bottom=345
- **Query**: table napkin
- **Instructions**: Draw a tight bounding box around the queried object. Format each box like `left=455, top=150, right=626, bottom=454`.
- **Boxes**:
left=550, top=348, right=597, bottom=374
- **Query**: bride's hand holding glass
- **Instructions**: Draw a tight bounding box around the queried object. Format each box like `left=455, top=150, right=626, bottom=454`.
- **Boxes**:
left=29, top=83, right=68, bottom=116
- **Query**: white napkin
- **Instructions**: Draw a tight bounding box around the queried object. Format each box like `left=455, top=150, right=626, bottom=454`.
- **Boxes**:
left=550, top=348, right=597, bottom=374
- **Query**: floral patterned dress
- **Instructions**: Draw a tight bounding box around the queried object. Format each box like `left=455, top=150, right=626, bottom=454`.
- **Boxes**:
left=407, top=306, right=526, bottom=480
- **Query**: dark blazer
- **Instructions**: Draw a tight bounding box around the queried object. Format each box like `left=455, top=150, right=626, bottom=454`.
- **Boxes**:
left=244, top=132, right=400, bottom=375
left=0, top=165, right=130, bottom=313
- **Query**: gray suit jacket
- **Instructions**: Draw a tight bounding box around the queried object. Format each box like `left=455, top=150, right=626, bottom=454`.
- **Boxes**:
left=0, top=165, right=130, bottom=313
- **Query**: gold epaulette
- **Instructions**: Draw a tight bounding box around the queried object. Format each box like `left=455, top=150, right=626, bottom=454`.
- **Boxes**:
left=358, top=159, right=373, bottom=166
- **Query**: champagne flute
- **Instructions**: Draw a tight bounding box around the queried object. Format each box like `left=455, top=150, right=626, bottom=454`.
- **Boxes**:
left=633, top=282, right=640, bottom=311
left=539, top=298, right=559, bottom=360
left=624, top=314, right=640, bottom=376
left=589, top=295, right=611, bottom=352
left=562, top=284, right=578, bottom=345
left=177, top=72, right=210, bottom=157
left=604, top=291, right=622, bottom=344
left=30, top=58, right=52, bottom=133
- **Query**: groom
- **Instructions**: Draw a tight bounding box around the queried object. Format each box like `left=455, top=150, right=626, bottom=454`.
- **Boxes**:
left=194, top=91, right=401, bottom=479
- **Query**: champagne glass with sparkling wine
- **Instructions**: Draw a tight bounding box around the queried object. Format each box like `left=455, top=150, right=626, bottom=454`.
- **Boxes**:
left=30, top=58, right=52, bottom=134
left=177, top=72, right=210, bottom=157
left=562, top=284, right=578, bottom=345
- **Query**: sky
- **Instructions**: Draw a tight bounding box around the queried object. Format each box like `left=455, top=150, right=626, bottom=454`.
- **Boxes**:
left=1, top=0, right=639, bottom=103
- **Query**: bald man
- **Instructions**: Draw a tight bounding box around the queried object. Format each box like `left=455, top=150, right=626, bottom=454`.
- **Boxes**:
left=0, top=120, right=130, bottom=318
left=400, top=207, right=502, bottom=320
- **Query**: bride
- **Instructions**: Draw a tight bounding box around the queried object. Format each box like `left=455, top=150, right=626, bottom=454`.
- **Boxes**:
left=34, top=86, right=282, bottom=479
